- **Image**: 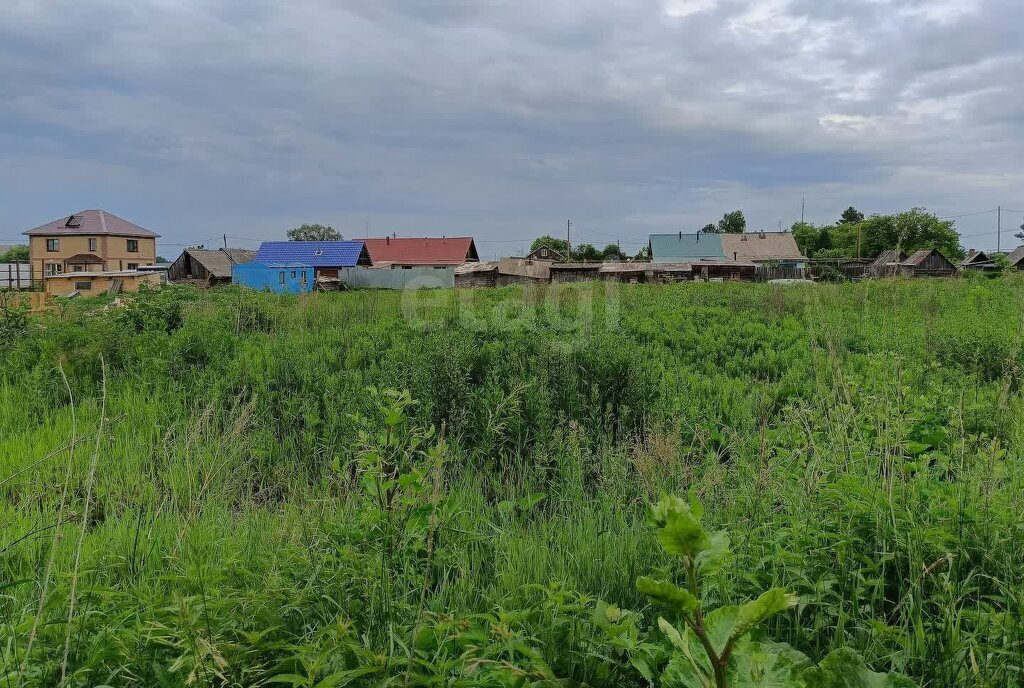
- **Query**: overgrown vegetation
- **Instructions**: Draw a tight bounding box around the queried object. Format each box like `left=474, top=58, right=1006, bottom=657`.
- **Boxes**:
left=2, top=278, right=1024, bottom=686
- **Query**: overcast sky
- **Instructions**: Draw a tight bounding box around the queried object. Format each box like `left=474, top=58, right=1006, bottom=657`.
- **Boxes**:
left=1, top=0, right=1021, bottom=258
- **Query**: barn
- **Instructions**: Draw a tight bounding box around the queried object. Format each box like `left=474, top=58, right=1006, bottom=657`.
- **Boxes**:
left=168, top=248, right=256, bottom=286
left=899, top=249, right=958, bottom=278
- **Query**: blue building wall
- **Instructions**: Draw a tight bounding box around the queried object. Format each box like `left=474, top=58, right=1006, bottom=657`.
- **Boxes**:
left=232, top=262, right=314, bottom=293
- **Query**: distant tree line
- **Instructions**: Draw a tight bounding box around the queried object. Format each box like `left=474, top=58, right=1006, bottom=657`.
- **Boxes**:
left=529, top=235, right=643, bottom=262
left=791, top=206, right=965, bottom=262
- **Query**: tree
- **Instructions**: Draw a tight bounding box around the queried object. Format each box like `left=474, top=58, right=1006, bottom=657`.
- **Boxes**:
left=601, top=243, right=626, bottom=261
left=156, top=255, right=168, bottom=263
left=700, top=223, right=717, bottom=234
left=716, top=210, right=746, bottom=234
left=790, top=222, right=820, bottom=257
left=287, top=223, right=341, bottom=241
left=856, top=208, right=964, bottom=262
left=1015, top=218, right=1024, bottom=241
left=572, top=243, right=602, bottom=262
left=529, top=235, right=570, bottom=255
left=633, top=245, right=650, bottom=261
left=838, top=206, right=865, bottom=225
left=0, top=245, right=29, bottom=262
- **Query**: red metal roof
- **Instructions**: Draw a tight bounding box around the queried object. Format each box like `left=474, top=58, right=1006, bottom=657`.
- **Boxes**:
left=362, top=237, right=478, bottom=266
left=24, top=209, right=160, bottom=238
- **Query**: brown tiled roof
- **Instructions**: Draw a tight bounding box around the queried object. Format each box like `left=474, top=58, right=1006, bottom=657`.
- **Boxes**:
left=64, top=253, right=105, bottom=264
left=24, top=209, right=160, bottom=238
left=720, top=232, right=805, bottom=261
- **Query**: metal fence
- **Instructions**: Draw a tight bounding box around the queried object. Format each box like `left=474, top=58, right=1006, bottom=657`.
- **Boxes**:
left=0, top=262, right=37, bottom=290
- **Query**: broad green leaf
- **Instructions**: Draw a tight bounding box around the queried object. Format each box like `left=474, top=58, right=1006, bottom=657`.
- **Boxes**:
left=730, top=589, right=799, bottom=642
left=658, top=508, right=711, bottom=559
left=801, top=648, right=917, bottom=688
left=702, top=606, right=739, bottom=656
left=695, top=530, right=732, bottom=575
left=637, top=577, right=698, bottom=615
left=729, top=639, right=810, bottom=688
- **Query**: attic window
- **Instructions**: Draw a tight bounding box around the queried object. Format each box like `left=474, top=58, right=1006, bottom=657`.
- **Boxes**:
left=65, top=215, right=82, bottom=228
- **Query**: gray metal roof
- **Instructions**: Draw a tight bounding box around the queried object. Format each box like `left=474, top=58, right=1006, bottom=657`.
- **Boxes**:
left=649, top=233, right=725, bottom=262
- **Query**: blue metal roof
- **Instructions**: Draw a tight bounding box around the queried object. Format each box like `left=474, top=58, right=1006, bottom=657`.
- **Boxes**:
left=254, top=241, right=367, bottom=267
left=648, top=233, right=725, bottom=262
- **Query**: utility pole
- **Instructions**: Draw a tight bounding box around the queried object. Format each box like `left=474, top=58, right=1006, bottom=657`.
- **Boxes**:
left=998, top=206, right=1002, bottom=253
left=857, top=225, right=862, bottom=261
left=801, top=197, right=805, bottom=223
left=567, top=219, right=572, bottom=259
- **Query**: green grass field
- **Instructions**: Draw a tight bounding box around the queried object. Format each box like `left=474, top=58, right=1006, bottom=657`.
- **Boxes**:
left=2, top=279, right=1022, bottom=687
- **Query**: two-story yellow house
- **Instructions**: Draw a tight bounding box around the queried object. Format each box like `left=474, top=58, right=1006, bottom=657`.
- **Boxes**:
left=24, top=209, right=160, bottom=279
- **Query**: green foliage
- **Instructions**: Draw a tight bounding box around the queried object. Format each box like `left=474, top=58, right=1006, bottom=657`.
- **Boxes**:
left=1, top=280, right=1023, bottom=687
left=793, top=208, right=963, bottom=261
left=529, top=235, right=570, bottom=255
left=0, top=244, right=29, bottom=262
left=287, top=223, right=342, bottom=241
left=716, top=211, right=747, bottom=234
left=640, top=495, right=912, bottom=688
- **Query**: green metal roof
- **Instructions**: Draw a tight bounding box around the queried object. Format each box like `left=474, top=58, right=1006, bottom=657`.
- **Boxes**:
left=648, top=233, right=725, bottom=262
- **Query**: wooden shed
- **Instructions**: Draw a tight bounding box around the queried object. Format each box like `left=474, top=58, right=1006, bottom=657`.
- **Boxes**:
left=867, top=250, right=907, bottom=278
left=960, top=250, right=1000, bottom=274
left=549, top=262, right=602, bottom=283
left=692, top=259, right=756, bottom=282
left=168, top=248, right=256, bottom=286
left=898, top=249, right=958, bottom=278
left=454, top=261, right=498, bottom=288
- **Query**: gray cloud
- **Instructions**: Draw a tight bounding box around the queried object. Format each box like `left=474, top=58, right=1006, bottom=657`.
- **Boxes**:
left=1, top=0, right=1021, bottom=254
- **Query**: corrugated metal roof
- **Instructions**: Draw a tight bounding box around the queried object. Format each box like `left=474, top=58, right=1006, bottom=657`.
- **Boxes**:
left=24, top=209, right=160, bottom=238
left=363, top=237, right=478, bottom=265
left=254, top=241, right=369, bottom=267
left=649, top=234, right=725, bottom=262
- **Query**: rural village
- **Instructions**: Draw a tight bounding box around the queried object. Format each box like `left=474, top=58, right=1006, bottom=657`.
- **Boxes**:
left=4, top=1, right=1024, bottom=686
left=1, top=206, right=1019, bottom=306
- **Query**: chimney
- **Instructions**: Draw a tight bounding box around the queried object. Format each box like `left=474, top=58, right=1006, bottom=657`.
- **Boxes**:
left=386, top=236, right=390, bottom=245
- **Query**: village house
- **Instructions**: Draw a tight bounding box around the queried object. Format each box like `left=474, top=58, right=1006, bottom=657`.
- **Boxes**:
left=960, top=250, right=1000, bottom=274
left=898, top=249, right=958, bottom=278
left=1004, top=246, right=1024, bottom=271
left=253, top=241, right=371, bottom=281
left=232, top=262, right=314, bottom=293
left=362, top=236, right=479, bottom=269
left=525, top=245, right=566, bottom=262
left=23, top=209, right=159, bottom=279
left=647, top=231, right=800, bottom=280
left=168, top=248, right=257, bottom=286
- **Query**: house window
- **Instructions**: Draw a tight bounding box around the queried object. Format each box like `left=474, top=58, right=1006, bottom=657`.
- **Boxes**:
left=126, top=239, right=139, bottom=253
left=46, top=263, right=63, bottom=275
left=127, top=263, right=139, bottom=270
left=88, top=238, right=97, bottom=251
left=279, top=271, right=286, bottom=285
left=291, top=270, right=297, bottom=278
left=301, top=271, right=307, bottom=283
left=74, top=281, right=92, bottom=290
left=46, top=239, right=60, bottom=252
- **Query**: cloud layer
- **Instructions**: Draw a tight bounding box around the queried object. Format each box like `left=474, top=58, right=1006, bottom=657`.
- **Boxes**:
left=2, top=0, right=1021, bottom=254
